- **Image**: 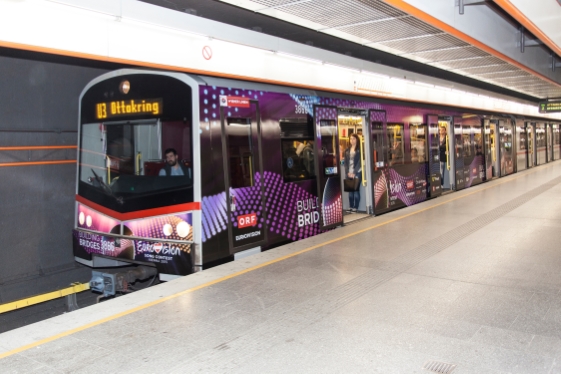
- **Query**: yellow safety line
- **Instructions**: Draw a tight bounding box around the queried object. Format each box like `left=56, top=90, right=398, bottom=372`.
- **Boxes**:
left=0, top=163, right=553, bottom=360
left=0, top=283, right=90, bottom=315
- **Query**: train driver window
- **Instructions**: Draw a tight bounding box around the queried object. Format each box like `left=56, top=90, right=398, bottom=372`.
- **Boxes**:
left=387, top=123, right=404, bottom=166
left=280, top=117, right=316, bottom=182
left=78, top=120, right=193, bottom=212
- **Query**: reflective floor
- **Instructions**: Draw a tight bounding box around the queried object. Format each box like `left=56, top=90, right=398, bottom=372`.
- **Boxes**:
left=3, top=162, right=561, bottom=373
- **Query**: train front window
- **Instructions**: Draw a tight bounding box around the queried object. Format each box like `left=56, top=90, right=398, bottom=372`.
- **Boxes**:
left=78, top=120, right=193, bottom=212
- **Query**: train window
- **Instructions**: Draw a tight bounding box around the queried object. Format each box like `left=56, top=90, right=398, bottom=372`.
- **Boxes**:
left=473, top=126, right=483, bottom=155
left=78, top=120, right=193, bottom=212
left=372, top=122, right=386, bottom=170
left=454, top=122, right=463, bottom=158
left=281, top=139, right=316, bottom=182
left=387, top=123, right=404, bottom=166
left=518, top=126, right=526, bottom=150
left=319, top=120, right=338, bottom=176
left=227, top=118, right=256, bottom=189
left=462, top=125, right=472, bottom=157
left=280, top=117, right=316, bottom=182
left=409, top=124, right=427, bottom=163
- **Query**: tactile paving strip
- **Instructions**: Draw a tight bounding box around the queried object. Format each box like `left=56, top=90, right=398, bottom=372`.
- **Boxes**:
left=173, top=175, right=561, bottom=372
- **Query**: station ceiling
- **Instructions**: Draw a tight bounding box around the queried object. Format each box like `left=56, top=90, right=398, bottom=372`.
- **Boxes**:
left=142, top=0, right=561, bottom=102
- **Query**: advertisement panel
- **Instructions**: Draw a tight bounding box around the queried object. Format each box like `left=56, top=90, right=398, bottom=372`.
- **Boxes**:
left=73, top=212, right=194, bottom=275
left=373, top=164, right=428, bottom=213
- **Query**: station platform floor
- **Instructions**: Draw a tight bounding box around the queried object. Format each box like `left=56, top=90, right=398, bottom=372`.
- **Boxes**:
left=3, top=162, right=561, bottom=373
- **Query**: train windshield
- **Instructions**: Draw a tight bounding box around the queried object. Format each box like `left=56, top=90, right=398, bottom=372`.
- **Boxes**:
left=78, top=119, right=193, bottom=213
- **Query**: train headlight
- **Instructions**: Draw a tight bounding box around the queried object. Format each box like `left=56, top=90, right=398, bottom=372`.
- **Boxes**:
left=78, top=212, right=85, bottom=226
left=119, top=80, right=130, bottom=94
left=163, top=223, right=173, bottom=236
left=176, top=221, right=190, bottom=238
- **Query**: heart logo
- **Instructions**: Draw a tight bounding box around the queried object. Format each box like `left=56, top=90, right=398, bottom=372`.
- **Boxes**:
left=153, top=243, right=163, bottom=254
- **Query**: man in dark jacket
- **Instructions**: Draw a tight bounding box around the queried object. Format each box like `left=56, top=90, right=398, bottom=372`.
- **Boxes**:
left=159, top=148, right=190, bottom=178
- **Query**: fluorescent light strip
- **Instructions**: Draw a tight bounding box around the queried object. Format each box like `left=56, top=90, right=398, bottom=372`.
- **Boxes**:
left=361, top=70, right=389, bottom=79
left=275, top=52, right=323, bottom=64
left=415, top=81, right=434, bottom=88
left=324, top=63, right=360, bottom=72
left=120, top=17, right=208, bottom=39
left=45, top=0, right=118, bottom=20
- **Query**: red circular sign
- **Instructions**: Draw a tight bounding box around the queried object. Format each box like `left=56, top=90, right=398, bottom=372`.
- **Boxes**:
left=202, top=46, right=213, bottom=60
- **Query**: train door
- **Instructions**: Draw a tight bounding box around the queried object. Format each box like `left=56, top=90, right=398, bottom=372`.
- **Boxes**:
left=536, top=123, right=547, bottom=165
left=439, top=118, right=455, bottom=192
left=547, top=124, right=553, bottom=162
left=489, top=120, right=501, bottom=177
left=427, top=115, right=442, bottom=198
left=500, top=120, right=514, bottom=175
left=220, top=101, right=267, bottom=255
left=527, top=122, right=536, bottom=168
left=370, top=110, right=391, bottom=213
left=483, top=119, right=493, bottom=179
left=313, top=105, right=343, bottom=229
left=453, top=117, right=465, bottom=190
left=552, top=123, right=561, bottom=160
left=338, top=111, right=373, bottom=222
left=516, top=121, right=527, bottom=172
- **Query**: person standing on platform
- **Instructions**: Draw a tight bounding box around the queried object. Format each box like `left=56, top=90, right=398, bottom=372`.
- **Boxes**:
left=344, top=133, right=362, bottom=213
left=439, top=126, right=450, bottom=189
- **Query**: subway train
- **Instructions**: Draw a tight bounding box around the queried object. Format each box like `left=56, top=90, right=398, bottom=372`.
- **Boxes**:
left=73, top=69, right=561, bottom=280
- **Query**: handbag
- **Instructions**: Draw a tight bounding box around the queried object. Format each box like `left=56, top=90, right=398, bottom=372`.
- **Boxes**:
left=344, top=177, right=360, bottom=192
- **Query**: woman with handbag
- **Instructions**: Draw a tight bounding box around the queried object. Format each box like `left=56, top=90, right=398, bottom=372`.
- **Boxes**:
left=344, top=133, right=362, bottom=213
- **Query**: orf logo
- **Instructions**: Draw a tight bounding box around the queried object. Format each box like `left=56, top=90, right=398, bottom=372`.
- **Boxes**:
left=406, top=180, right=414, bottom=189
left=153, top=242, right=163, bottom=254
left=238, top=213, right=257, bottom=229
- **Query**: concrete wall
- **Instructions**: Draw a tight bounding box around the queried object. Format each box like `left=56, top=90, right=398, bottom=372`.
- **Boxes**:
left=0, top=48, right=117, bottom=303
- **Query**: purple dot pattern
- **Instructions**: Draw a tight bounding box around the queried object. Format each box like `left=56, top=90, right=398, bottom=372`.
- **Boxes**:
left=202, top=171, right=324, bottom=242
left=125, top=213, right=192, bottom=248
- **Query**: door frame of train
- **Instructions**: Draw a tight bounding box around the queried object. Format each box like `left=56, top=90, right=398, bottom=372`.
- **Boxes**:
left=368, top=109, right=387, bottom=213
left=547, top=123, right=553, bottom=163
left=452, top=116, right=466, bottom=190
left=427, top=114, right=442, bottom=198
left=220, top=100, right=268, bottom=255
left=526, top=122, right=536, bottom=168
left=337, top=109, right=374, bottom=216
left=313, top=105, right=344, bottom=230
left=483, top=118, right=493, bottom=180
left=439, top=116, right=456, bottom=191
left=488, top=119, right=502, bottom=178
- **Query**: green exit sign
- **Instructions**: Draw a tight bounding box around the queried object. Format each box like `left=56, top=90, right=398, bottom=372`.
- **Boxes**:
left=539, top=100, right=561, bottom=113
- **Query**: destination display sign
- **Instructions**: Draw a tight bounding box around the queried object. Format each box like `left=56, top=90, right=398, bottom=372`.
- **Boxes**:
left=95, top=99, right=162, bottom=120
left=539, top=100, right=561, bottom=114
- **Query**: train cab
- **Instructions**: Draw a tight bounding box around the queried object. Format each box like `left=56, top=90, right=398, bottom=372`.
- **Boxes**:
left=73, top=71, right=200, bottom=280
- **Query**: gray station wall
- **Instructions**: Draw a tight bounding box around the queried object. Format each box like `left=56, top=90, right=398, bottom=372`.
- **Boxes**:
left=0, top=50, right=116, bottom=303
